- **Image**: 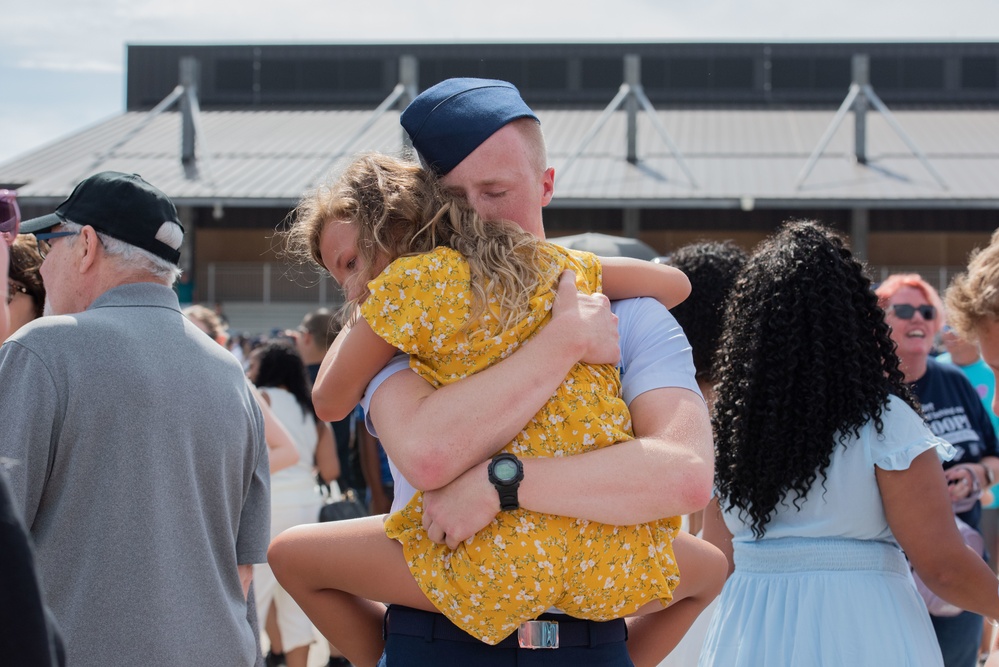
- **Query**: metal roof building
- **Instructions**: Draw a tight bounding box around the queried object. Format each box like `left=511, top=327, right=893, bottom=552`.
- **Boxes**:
left=2, top=41, right=997, bottom=331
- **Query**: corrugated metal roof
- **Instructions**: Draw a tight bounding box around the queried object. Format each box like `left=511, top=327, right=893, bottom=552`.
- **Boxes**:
left=2, top=106, right=997, bottom=208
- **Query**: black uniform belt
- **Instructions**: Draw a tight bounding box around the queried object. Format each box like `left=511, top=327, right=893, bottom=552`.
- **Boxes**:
left=383, top=604, right=628, bottom=650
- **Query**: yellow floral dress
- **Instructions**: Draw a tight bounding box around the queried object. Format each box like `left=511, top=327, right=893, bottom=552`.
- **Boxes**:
left=363, top=244, right=681, bottom=645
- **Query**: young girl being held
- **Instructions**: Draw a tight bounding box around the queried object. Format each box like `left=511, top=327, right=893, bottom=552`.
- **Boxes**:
left=270, top=153, right=724, bottom=665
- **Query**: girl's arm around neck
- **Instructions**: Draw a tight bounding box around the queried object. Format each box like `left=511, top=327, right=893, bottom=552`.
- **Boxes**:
left=313, top=314, right=398, bottom=423
left=599, top=256, right=691, bottom=309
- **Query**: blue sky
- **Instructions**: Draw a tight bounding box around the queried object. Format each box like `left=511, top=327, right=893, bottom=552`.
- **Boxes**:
left=4, top=0, right=997, bottom=165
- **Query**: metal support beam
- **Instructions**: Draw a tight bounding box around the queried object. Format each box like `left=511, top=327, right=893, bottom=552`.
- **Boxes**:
left=399, top=55, right=419, bottom=151
left=81, top=56, right=216, bottom=188
left=316, top=56, right=419, bottom=179
left=180, top=58, right=199, bottom=163
left=82, top=85, right=184, bottom=178
left=623, top=208, right=641, bottom=238
left=853, top=55, right=869, bottom=165
left=562, top=54, right=697, bottom=188
left=796, top=53, right=948, bottom=191
left=795, top=84, right=861, bottom=189
left=862, top=84, right=949, bottom=190
left=625, top=55, right=640, bottom=164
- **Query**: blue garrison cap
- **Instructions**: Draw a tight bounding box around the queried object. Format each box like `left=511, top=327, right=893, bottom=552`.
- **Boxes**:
left=401, top=78, right=539, bottom=176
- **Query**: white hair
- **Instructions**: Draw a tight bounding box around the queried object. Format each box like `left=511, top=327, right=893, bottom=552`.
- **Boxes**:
left=61, top=220, right=183, bottom=286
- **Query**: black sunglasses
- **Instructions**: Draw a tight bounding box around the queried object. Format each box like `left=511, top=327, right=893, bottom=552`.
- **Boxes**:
left=891, top=304, right=937, bottom=321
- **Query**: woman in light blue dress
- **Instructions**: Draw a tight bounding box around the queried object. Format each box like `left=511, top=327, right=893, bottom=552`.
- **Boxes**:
left=700, top=221, right=999, bottom=667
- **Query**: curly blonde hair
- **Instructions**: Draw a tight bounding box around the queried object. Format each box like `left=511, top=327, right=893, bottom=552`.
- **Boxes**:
left=946, top=229, right=999, bottom=341
left=284, top=153, right=558, bottom=334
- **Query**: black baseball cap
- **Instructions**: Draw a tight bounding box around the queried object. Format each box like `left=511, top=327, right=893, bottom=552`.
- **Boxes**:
left=21, top=171, right=184, bottom=265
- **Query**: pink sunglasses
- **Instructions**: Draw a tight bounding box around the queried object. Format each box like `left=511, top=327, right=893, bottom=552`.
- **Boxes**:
left=0, top=190, right=19, bottom=244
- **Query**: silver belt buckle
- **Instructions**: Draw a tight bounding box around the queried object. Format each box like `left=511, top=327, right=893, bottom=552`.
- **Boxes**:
left=518, top=620, right=559, bottom=649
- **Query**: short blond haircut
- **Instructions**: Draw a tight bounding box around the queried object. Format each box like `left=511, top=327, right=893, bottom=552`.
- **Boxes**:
left=510, top=117, right=548, bottom=173
left=946, top=229, right=999, bottom=341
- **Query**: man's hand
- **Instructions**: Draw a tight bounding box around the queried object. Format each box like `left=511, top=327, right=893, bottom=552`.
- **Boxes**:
left=421, top=460, right=499, bottom=549
left=551, top=270, right=620, bottom=366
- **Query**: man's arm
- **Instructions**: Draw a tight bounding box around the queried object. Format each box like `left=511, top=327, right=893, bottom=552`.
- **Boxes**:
left=371, top=286, right=712, bottom=545
left=421, top=386, right=713, bottom=548
left=369, top=271, right=621, bottom=491
left=419, top=294, right=713, bottom=546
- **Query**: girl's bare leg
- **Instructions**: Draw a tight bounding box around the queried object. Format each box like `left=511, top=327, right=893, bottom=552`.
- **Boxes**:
left=268, top=515, right=437, bottom=667
left=625, top=531, right=728, bottom=667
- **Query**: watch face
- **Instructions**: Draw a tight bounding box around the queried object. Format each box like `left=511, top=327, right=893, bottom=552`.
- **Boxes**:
left=493, top=458, right=519, bottom=482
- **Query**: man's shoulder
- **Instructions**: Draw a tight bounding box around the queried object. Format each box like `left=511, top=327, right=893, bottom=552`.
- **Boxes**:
left=610, top=296, right=677, bottom=336
left=610, top=295, right=667, bottom=318
left=4, top=314, right=82, bottom=353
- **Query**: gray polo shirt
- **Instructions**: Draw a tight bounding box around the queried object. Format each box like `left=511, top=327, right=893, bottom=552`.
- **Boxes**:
left=0, top=283, right=269, bottom=667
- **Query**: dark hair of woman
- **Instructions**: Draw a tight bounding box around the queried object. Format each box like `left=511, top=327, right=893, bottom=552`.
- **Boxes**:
left=250, top=340, right=315, bottom=420
left=666, top=240, right=748, bottom=384
left=711, top=221, right=919, bottom=538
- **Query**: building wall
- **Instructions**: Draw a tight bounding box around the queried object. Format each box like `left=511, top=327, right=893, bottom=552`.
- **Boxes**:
left=189, top=206, right=995, bottom=267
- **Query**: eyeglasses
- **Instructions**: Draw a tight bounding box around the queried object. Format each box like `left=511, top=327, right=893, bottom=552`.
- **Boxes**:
left=891, top=303, right=937, bottom=321
left=34, top=230, right=80, bottom=259
left=0, top=190, right=19, bottom=240
left=6, top=281, right=28, bottom=305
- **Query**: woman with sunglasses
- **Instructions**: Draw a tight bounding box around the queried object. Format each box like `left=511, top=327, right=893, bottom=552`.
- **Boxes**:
left=877, top=273, right=999, bottom=667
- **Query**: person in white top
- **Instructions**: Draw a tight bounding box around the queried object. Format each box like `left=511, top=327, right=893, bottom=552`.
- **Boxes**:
left=248, top=340, right=335, bottom=667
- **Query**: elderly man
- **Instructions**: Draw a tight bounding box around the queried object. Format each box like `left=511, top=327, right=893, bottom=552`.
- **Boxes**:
left=368, top=79, right=713, bottom=666
left=0, top=172, right=270, bottom=666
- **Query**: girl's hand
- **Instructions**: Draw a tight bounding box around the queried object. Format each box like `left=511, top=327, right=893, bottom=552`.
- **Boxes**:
left=551, top=270, right=620, bottom=366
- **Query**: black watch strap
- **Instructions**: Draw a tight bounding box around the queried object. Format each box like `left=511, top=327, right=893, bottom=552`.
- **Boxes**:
left=488, top=453, right=524, bottom=511
left=495, top=482, right=520, bottom=511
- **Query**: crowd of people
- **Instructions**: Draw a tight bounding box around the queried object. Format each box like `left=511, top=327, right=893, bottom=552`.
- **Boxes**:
left=3, top=76, right=999, bottom=667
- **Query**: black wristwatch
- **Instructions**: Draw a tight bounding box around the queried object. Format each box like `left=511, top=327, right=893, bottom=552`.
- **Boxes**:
left=488, top=453, right=524, bottom=511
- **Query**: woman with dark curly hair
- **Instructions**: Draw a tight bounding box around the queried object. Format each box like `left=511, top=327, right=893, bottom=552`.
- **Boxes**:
left=665, top=240, right=748, bottom=405
left=700, top=221, right=999, bottom=666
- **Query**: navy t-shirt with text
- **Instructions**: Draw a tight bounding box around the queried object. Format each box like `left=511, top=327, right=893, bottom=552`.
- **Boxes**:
left=912, top=357, right=999, bottom=530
